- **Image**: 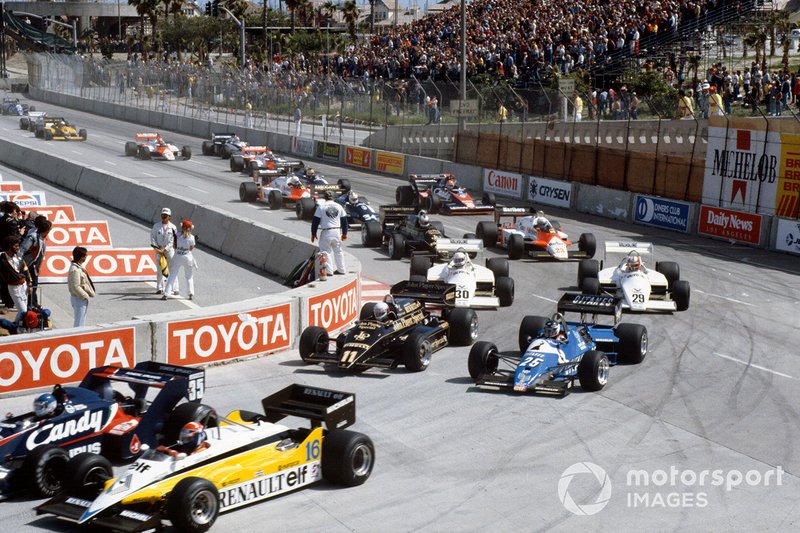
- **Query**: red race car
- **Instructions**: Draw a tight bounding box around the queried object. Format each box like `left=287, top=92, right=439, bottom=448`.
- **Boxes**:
left=396, top=174, right=495, bottom=215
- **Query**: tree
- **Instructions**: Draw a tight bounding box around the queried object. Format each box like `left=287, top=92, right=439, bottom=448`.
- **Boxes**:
left=285, top=0, right=300, bottom=31
left=341, top=0, right=358, bottom=41
left=321, top=1, right=337, bottom=26
left=128, top=0, right=160, bottom=38
left=743, top=29, right=767, bottom=65
left=368, top=0, right=375, bottom=35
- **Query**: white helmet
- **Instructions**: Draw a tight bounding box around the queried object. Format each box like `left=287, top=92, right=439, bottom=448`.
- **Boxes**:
left=451, top=250, right=467, bottom=268
left=627, top=253, right=641, bottom=271
left=288, top=176, right=301, bottom=187
left=418, top=210, right=430, bottom=227
left=348, top=191, right=359, bottom=205
left=373, top=301, right=389, bottom=321
left=535, top=210, right=545, bottom=219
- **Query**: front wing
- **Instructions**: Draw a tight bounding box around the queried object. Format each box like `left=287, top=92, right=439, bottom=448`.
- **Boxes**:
left=38, top=496, right=161, bottom=533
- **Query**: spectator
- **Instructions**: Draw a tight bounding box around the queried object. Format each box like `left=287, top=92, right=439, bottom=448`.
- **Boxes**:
left=19, top=216, right=51, bottom=308
left=498, top=103, right=508, bottom=123
left=0, top=236, right=31, bottom=323
left=163, top=220, right=197, bottom=301
left=629, top=92, right=639, bottom=120
left=678, top=89, right=694, bottom=119
left=68, top=246, right=95, bottom=327
left=150, top=207, right=177, bottom=295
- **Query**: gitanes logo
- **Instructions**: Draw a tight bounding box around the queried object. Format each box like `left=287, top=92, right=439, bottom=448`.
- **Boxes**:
left=558, top=462, right=612, bottom=516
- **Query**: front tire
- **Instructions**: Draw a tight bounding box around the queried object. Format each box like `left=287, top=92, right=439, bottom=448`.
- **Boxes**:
left=299, top=326, right=328, bottom=362
left=167, top=477, right=220, bottom=533
left=404, top=332, right=433, bottom=371
left=23, top=444, right=69, bottom=498
left=410, top=255, right=432, bottom=277
left=182, top=146, right=192, bottom=160
left=578, top=350, right=609, bottom=391
left=579, top=233, right=597, bottom=258
left=268, top=189, right=283, bottom=210
left=361, top=220, right=382, bottom=247
left=468, top=341, right=498, bottom=379
left=297, top=197, right=317, bottom=220
left=322, top=430, right=375, bottom=486
left=359, top=302, right=377, bottom=320
left=508, top=234, right=524, bottom=260
left=577, top=259, right=600, bottom=290
left=486, top=257, right=509, bottom=279
left=388, top=233, right=405, bottom=259
left=201, top=140, right=213, bottom=155
left=78, top=128, right=88, bottom=140
left=482, top=192, right=496, bottom=206
left=656, top=261, right=680, bottom=289
left=63, top=452, right=113, bottom=498
left=124, top=141, right=137, bottom=156
left=425, top=194, right=440, bottom=214
left=672, top=280, right=690, bottom=311
left=496, top=276, right=514, bottom=306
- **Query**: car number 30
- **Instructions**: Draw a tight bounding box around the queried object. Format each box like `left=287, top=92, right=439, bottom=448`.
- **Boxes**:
left=455, top=289, right=470, bottom=299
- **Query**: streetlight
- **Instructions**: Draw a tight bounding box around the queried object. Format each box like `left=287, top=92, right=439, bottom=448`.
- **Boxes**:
left=117, top=0, right=122, bottom=40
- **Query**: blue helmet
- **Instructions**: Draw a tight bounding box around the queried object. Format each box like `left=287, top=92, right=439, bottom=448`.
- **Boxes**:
left=34, top=393, right=57, bottom=417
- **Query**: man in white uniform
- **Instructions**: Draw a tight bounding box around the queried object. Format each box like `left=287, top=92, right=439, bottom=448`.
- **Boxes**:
left=311, top=191, right=348, bottom=276
left=150, top=207, right=177, bottom=294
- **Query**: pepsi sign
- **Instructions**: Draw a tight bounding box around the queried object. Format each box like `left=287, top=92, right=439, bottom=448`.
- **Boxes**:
left=634, top=195, right=690, bottom=233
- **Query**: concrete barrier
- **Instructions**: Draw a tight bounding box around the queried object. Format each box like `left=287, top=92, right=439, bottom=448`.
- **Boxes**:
left=575, top=184, right=631, bottom=221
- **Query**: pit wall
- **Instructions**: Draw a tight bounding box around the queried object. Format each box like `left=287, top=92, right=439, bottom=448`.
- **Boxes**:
left=0, top=135, right=362, bottom=398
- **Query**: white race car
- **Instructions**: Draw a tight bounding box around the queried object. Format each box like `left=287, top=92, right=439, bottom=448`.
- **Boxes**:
left=577, top=242, right=690, bottom=312
left=391, top=250, right=514, bottom=309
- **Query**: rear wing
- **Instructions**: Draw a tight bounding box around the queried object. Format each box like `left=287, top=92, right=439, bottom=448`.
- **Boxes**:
left=380, top=205, right=416, bottom=223
left=311, top=183, right=345, bottom=196
left=28, top=111, right=47, bottom=118
left=408, top=174, right=452, bottom=190
left=494, top=205, right=535, bottom=222
left=44, top=117, right=66, bottom=124
left=79, top=361, right=205, bottom=402
left=390, top=280, right=456, bottom=306
left=557, top=293, right=623, bottom=323
left=242, top=146, right=270, bottom=153
left=261, top=384, right=355, bottom=430
left=211, top=132, right=236, bottom=140
left=135, top=133, right=159, bottom=139
left=255, top=169, right=287, bottom=183
left=604, top=241, right=654, bottom=257
left=436, top=237, right=483, bottom=255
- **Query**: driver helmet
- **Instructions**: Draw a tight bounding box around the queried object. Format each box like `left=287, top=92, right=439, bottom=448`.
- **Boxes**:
left=627, top=253, right=641, bottom=271
left=288, top=176, right=302, bottom=188
left=348, top=191, right=359, bottom=205
left=535, top=210, right=545, bottom=219
left=451, top=250, right=468, bottom=268
left=543, top=319, right=561, bottom=339
left=445, top=178, right=456, bottom=189
left=156, top=135, right=164, bottom=144
left=179, top=421, right=206, bottom=448
left=373, top=301, right=389, bottom=321
left=306, top=168, right=316, bottom=177
left=34, top=393, right=57, bottom=417
left=418, top=210, right=430, bottom=227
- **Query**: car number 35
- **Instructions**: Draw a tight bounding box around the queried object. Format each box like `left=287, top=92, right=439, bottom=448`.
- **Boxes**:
left=187, top=376, right=205, bottom=401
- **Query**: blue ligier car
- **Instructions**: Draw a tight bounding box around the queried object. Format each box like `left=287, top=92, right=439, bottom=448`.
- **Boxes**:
left=468, top=293, right=648, bottom=396
left=0, top=98, right=31, bottom=116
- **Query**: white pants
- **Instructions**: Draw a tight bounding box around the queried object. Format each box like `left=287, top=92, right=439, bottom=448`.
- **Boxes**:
left=165, top=252, right=194, bottom=297
left=9, top=283, right=27, bottom=322
left=71, top=295, right=88, bottom=327
left=155, top=248, right=175, bottom=291
left=319, top=229, right=346, bottom=274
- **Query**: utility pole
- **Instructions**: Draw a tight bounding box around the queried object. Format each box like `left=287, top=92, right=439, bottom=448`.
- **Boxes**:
left=262, top=0, right=267, bottom=65
left=220, top=6, right=245, bottom=68
left=459, top=0, right=466, bottom=130
left=0, top=2, right=7, bottom=79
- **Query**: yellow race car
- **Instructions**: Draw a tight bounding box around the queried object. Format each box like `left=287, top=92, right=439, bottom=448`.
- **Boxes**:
left=37, top=384, right=374, bottom=532
left=35, top=116, right=87, bottom=141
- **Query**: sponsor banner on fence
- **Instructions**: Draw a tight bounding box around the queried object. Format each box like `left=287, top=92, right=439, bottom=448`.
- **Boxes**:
left=39, top=248, right=158, bottom=283
left=483, top=168, right=523, bottom=198
left=698, top=205, right=762, bottom=245
left=0, top=182, right=23, bottom=192
left=774, top=217, right=800, bottom=254
left=316, top=142, right=341, bottom=161
left=291, top=137, right=314, bottom=157
left=46, top=221, right=113, bottom=249
left=634, top=195, right=691, bottom=233
left=345, top=146, right=372, bottom=169
left=166, top=303, right=292, bottom=365
left=307, top=278, right=359, bottom=334
left=0, top=191, right=46, bottom=207
left=0, top=328, right=136, bottom=394
left=27, top=205, right=76, bottom=222
left=375, top=151, right=405, bottom=175
left=527, top=176, right=572, bottom=208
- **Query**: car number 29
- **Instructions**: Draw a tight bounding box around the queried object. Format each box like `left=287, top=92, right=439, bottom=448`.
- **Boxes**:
left=187, top=376, right=205, bottom=401
left=631, top=294, right=645, bottom=303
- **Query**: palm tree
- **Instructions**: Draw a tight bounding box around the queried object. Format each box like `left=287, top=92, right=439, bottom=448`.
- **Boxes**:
left=341, top=0, right=358, bottom=41
left=766, top=10, right=789, bottom=58
left=744, top=29, right=767, bottom=65
left=321, top=0, right=337, bottom=25
left=368, top=0, right=375, bottom=35
left=224, top=0, right=249, bottom=20
left=129, top=0, right=160, bottom=38
left=285, top=0, right=300, bottom=31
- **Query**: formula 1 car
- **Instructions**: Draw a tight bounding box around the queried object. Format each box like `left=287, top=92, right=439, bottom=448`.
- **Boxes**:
left=395, top=174, right=495, bottom=215
left=1, top=98, right=33, bottom=116
left=577, top=241, right=690, bottom=312
left=35, top=117, right=87, bottom=141
left=476, top=206, right=596, bottom=260
left=0, top=362, right=206, bottom=498
left=37, top=384, right=374, bottom=533
left=251, top=159, right=309, bottom=181
left=296, top=188, right=368, bottom=224
left=468, top=293, right=648, bottom=396
left=229, top=145, right=273, bottom=173
left=375, top=206, right=483, bottom=260
left=20, top=110, right=47, bottom=131
left=239, top=172, right=345, bottom=210
left=124, top=133, right=192, bottom=161
left=201, top=132, right=241, bottom=157
left=392, top=252, right=514, bottom=308
left=299, top=297, right=477, bottom=373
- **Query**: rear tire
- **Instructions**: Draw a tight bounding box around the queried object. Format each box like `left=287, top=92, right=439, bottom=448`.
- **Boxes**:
left=577, top=259, right=600, bottom=289
left=321, top=430, right=375, bottom=486
left=337, top=178, right=351, bottom=192
left=361, top=220, right=382, bottom=247
left=19, top=118, right=29, bottom=130
left=404, top=333, right=433, bottom=371
left=230, top=156, right=244, bottom=172
left=167, top=477, right=219, bottom=533
left=410, top=255, right=432, bottom=277
left=482, top=192, right=496, bottom=206
left=578, top=350, right=609, bottom=391
left=615, top=323, right=648, bottom=364
left=396, top=185, right=414, bottom=205
left=476, top=221, right=498, bottom=248
left=496, top=276, right=514, bottom=307
left=518, top=315, right=548, bottom=352
left=672, top=280, right=690, bottom=311
left=23, top=444, right=69, bottom=498
left=447, top=308, right=478, bottom=346
left=239, top=182, right=258, bottom=202
left=468, top=341, right=498, bottom=379
left=297, top=197, right=316, bottom=220
left=425, top=194, right=440, bottom=214
left=164, top=402, right=217, bottom=445
left=388, top=233, right=405, bottom=259
left=64, top=452, right=113, bottom=498
left=656, top=261, right=680, bottom=289
left=508, top=234, right=524, bottom=260
left=299, top=326, right=328, bottom=362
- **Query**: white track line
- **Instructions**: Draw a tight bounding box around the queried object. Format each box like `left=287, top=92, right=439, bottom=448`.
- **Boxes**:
left=694, top=289, right=754, bottom=306
left=531, top=293, right=558, bottom=303
left=712, top=352, right=794, bottom=380
left=104, top=161, right=117, bottom=166
left=71, top=150, right=82, bottom=155
left=142, top=172, right=156, bottom=177
left=185, top=185, right=208, bottom=194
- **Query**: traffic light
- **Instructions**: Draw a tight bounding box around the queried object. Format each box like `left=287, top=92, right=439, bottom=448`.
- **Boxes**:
left=205, top=2, right=211, bottom=16
left=211, top=0, right=220, bottom=17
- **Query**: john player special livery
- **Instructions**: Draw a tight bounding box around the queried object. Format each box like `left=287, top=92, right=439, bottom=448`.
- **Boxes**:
left=38, top=384, right=374, bottom=533
left=0, top=362, right=205, bottom=498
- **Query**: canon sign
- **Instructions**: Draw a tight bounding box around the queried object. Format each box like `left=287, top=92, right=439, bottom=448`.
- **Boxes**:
left=527, top=176, right=572, bottom=208
left=483, top=169, right=522, bottom=198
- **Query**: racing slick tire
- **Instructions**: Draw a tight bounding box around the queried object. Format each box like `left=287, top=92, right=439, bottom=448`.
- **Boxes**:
left=396, top=185, right=414, bottom=206
left=64, top=452, right=113, bottom=498
left=425, top=194, right=441, bottom=214
left=299, top=326, right=329, bottom=362
left=19, top=117, right=29, bottom=130
left=29, top=106, right=35, bottom=112
left=44, top=129, right=53, bottom=140
left=182, top=146, right=192, bottom=160
left=496, top=276, right=515, bottom=307
left=581, top=278, right=601, bottom=295
left=507, top=234, right=524, bottom=260
left=124, top=141, right=138, bottom=156
left=431, top=221, right=446, bottom=238
left=23, top=444, right=69, bottom=498
left=322, top=430, right=375, bottom=487
left=482, top=192, right=497, bottom=207
left=221, top=148, right=232, bottom=159
left=486, top=257, right=510, bottom=279
left=578, top=350, right=609, bottom=392
left=468, top=341, right=499, bottom=379
left=296, top=197, right=317, bottom=220
left=388, top=233, right=406, bottom=259
left=476, top=221, right=498, bottom=248
left=79, top=128, right=88, bottom=140
left=230, top=155, right=244, bottom=172
left=518, top=315, right=548, bottom=352
left=410, top=255, right=432, bottom=277
left=361, top=220, right=382, bottom=247
left=614, top=323, right=648, bottom=364
left=409, top=274, right=427, bottom=282
left=164, top=403, right=218, bottom=445
left=239, top=182, right=258, bottom=202
left=655, top=261, right=680, bottom=289
left=167, top=477, right=220, bottom=533
left=359, top=302, right=377, bottom=320
left=447, top=308, right=478, bottom=346
left=578, top=233, right=597, bottom=258
left=137, top=145, right=151, bottom=159
left=672, top=280, right=691, bottom=311
left=463, top=233, right=477, bottom=239
left=35, top=125, right=43, bottom=138
left=404, top=332, right=433, bottom=371
left=201, top=140, right=213, bottom=155
left=268, top=189, right=283, bottom=210
left=577, top=259, right=600, bottom=290
left=337, top=178, right=352, bottom=192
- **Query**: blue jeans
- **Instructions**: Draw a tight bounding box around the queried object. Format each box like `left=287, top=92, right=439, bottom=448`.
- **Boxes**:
left=71, top=295, right=89, bottom=327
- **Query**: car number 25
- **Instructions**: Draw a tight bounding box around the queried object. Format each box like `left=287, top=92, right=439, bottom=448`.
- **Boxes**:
left=187, top=376, right=205, bottom=401
left=521, top=355, right=543, bottom=368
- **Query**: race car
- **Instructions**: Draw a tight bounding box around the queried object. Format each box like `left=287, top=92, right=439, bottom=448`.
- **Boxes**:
left=201, top=132, right=241, bottom=157
left=476, top=206, right=596, bottom=260
left=391, top=250, right=514, bottom=308
left=468, top=293, right=648, bottom=396
left=35, top=117, right=87, bottom=141
left=299, top=296, right=477, bottom=372
left=376, top=206, right=483, bottom=260
left=0, top=362, right=206, bottom=498
left=251, top=159, right=310, bottom=182
left=124, top=133, right=192, bottom=161
left=37, top=384, right=374, bottom=533
left=19, top=110, right=47, bottom=131
left=577, top=241, right=690, bottom=312
left=1, top=98, right=33, bottom=116
left=229, top=145, right=273, bottom=173
left=395, top=173, right=495, bottom=215
left=296, top=188, right=370, bottom=225
left=239, top=172, right=345, bottom=210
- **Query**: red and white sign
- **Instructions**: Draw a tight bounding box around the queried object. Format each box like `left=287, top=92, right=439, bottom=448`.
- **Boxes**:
left=345, top=146, right=372, bottom=169
left=46, top=221, right=113, bottom=249
left=698, top=205, right=762, bottom=245
left=27, top=205, right=76, bottom=223
left=0, top=328, right=136, bottom=394
left=166, top=303, right=292, bottom=365
left=0, top=191, right=47, bottom=207
left=307, top=278, right=359, bottom=334
left=483, top=169, right=523, bottom=198
left=0, top=182, right=23, bottom=192
left=39, top=248, right=158, bottom=283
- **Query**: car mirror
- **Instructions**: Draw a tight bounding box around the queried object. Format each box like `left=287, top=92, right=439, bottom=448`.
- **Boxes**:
left=140, top=444, right=150, bottom=453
